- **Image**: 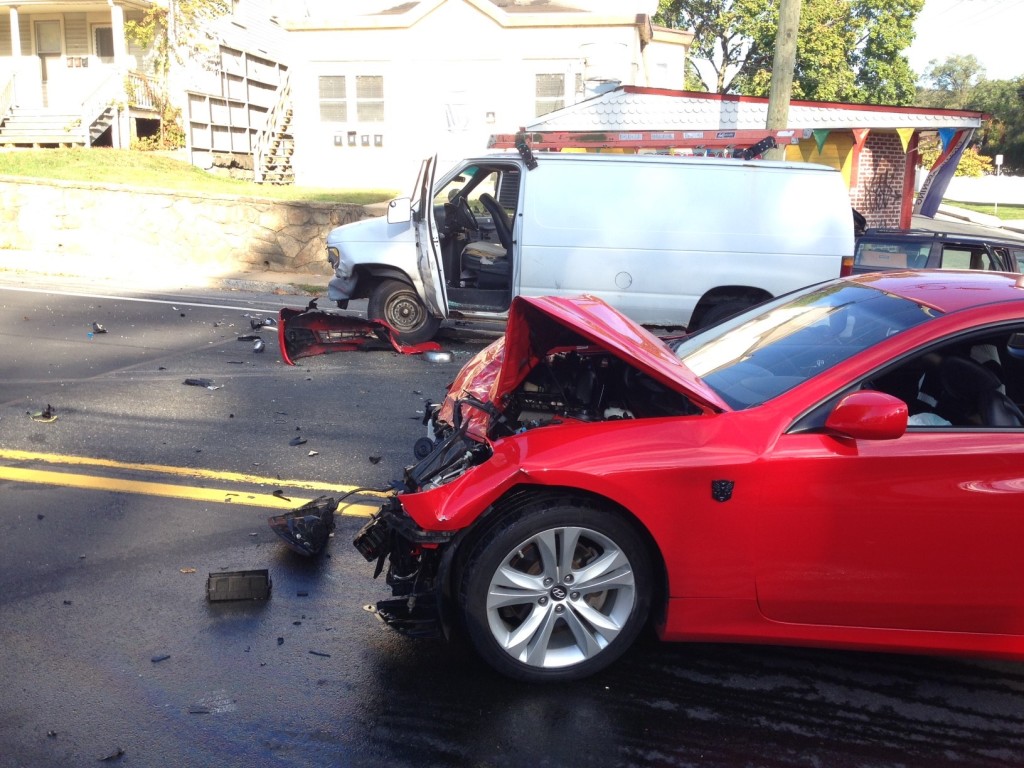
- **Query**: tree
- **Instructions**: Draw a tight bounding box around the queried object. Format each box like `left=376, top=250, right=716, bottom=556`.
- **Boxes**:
left=125, top=0, right=230, bottom=149
left=918, top=135, right=993, bottom=177
left=917, top=54, right=986, bottom=109
left=655, top=0, right=921, bottom=105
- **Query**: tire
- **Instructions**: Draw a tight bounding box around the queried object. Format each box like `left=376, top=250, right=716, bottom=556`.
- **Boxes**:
left=695, top=299, right=750, bottom=330
left=457, top=497, right=652, bottom=682
left=367, top=279, right=441, bottom=345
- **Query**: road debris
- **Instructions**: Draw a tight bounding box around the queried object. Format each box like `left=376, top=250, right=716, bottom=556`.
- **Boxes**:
left=206, top=569, right=272, bottom=602
left=29, top=404, right=56, bottom=423
left=268, top=496, right=337, bottom=556
left=151, top=654, right=170, bottom=663
left=91, top=322, right=107, bottom=334
left=272, top=489, right=291, bottom=501
left=288, top=436, right=307, bottom=447
left=98, top=747, right=125, bottom=761
left=183, top=378, right=222, bottom=390
left=309, top=650, right=331, bottom=658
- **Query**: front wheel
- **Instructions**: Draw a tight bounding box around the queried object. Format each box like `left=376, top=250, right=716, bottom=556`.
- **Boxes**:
left=367, top=279, right=441, bottom=345
left=457, top=497, right=652, bottom=682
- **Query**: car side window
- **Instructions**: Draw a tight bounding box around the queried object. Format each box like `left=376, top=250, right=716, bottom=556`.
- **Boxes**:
left=868, top=330, right=1024, bottom=429
left=939, top=247, right=994, bottom=271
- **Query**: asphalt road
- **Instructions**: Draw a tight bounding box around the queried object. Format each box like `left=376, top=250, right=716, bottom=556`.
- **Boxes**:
left=1, top=276, right=1023, bottom=768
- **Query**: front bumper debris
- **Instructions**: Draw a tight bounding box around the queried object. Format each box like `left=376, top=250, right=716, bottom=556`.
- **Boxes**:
left=278, top=301, right=441, bottom=364
left=353, top=498, right=457, bottom=640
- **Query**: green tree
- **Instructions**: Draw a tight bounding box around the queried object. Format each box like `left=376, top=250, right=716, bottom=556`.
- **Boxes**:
left=917, top=54, right=986, bottom=108
left=918, top=135, right=993, bottom=177
left=655, top=0, right=921, bottom=105
left=125, top=0, right=230, bottom=148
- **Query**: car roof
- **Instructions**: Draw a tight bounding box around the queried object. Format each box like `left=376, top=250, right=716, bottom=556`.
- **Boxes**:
left=852, top=270, right=1024, bottom=313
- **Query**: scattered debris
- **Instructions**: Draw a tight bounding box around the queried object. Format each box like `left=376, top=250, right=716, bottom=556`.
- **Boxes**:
left=278, top=301, right=443, bottom=364
left=206, top=569, right=272, bottom=602
left=268, top=496, right=338, bottom=556
left=297, top=591, right=309, bottom=597
left=151, top=654, right=170, bottom=663
left=180, top=567, right=196, bottom=574
left=37, top=514, right=44, bottom=520
left=91, top=322, right=107, bottom=334
left=29, top=404, right=56, bottom=423
left=98, top=747, right=125, bottom=761
left=277, top=637, right=284, bottom=646
left=47, top=730, right=57, bottom=738
left=272, top=489, right=291, bottom=502
left=183, top=378, right=221, bottom=390
left=253, top=338, right=266, bottom=353
left=307, top=450, right=319, bottom=457
left=309, top=650, right=331, bottom=658
left=368, top=455, right=382, bottom=464
left=236, top=334, right=261, bottom=341
left=288, top=436, right=307, bottom=447
left=424, top=350, right=454, bottom=363
left=188, top=706, right=210, bottom=715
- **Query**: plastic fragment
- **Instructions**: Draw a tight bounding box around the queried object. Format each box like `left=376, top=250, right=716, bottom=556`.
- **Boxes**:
left=98, top=747, right=125, bottom=761
left=272, top=489, right=291, bottom=501
left=183, top=378, right=221, bottom=390
left=151, top=654, right=170, bottom=663
left=368, top=455, right=382, bottom=464
left=289, top=436, right=307, bottom=446
left=29, top=404, right=56, bottom=423
left=91, top=322, right=107, bottom=334
left=307, top=450, right=319, bottom=457
left=309, top=650, right=331, bottom=658
left=180, top=567, right=196, bottom=574
left=253, top=338, right=266, bottom=353
left=268, top=496, right=337, bottom=556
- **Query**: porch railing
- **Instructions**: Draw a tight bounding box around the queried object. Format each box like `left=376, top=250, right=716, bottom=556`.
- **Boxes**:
left=253, top=72, right=291, bottom=184
left=126, top=71, right=157, bottom=111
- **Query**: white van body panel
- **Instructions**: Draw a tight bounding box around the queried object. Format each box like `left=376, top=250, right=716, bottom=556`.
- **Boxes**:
left=516, top=154, right=853, bottom=326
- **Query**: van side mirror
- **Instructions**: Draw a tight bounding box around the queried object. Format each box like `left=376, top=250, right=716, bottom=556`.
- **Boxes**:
left=387, top=197, right=412, bottom=225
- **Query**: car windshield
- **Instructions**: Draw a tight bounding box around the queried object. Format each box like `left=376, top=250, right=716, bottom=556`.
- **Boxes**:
left=671, top=282, right=938, bottom=409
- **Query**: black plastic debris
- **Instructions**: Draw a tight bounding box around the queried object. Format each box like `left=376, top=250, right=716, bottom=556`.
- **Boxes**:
left=236, top=334, right=261, bottom=341
left=289, top=436, right=307, bottom=446
left=99, top=747, right=125, bottom=761
left=268, top=496, right=338, bottom=556
left=368, top=455, right=382, bottom=464
left=151, top=654, right=170, bottom=663
left=183, top=378, right=218, bottom=389
left=272, top=489, right=291, bottom=502
left=91, top=322, right=107, bottom=334
left=309, top=650, right=331, bottom=658
left=29, top=404, right=56, bottom=423
left=253, top=338, right=266, bottom=353
left=206, top=569, right=272, bottom=602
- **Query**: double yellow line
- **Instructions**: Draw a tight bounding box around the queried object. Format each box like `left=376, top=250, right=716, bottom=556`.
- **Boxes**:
left=0, top=448, right=386, bottom=516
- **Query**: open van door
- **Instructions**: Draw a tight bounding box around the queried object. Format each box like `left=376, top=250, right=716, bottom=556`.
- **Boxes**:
left=413, top=155, right=448, bottom=319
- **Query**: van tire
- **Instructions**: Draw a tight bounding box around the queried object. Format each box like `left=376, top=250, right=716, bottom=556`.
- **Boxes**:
left=368, top=279, right=441, bottom=345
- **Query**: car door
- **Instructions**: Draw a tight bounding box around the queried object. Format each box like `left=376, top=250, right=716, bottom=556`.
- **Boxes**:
left=754, top=359, right=1024, bottom=636
left=413, top=155, right=448, bottom=318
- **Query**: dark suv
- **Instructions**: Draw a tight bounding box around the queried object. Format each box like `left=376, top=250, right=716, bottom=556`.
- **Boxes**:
left=854, top=228, right=1024, bottom=274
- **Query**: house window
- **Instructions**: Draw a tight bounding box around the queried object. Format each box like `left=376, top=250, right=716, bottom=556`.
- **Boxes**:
left=356, top=75, right=384, bottom=122
left=95, top=27, right=114, bottom=63
left=319, top=75, right=347, bottom=122
left=535, top=73, right=565, bottom=117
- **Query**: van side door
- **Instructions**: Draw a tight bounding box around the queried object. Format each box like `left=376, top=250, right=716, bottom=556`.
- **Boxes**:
left=413, top=156, right=448, bottom=318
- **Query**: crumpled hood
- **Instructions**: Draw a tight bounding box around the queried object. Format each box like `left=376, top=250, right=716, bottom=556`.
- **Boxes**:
left=439, top=294, right=729, bottom=431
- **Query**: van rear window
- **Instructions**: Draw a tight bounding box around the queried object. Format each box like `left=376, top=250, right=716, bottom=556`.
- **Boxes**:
left=855, top=241, right=930, bottom=269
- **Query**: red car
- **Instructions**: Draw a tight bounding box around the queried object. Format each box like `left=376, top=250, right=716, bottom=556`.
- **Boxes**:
left=354, top=271, right=1024, bottom=682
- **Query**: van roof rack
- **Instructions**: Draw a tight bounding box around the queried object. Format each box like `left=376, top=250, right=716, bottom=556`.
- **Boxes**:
left=490, top=128, right=806, bottom=158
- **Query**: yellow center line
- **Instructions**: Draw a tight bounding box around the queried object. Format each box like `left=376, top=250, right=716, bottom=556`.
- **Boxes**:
left=0, top=448, right=390, bottom=497
left=0, top=450, right=389, bottom=517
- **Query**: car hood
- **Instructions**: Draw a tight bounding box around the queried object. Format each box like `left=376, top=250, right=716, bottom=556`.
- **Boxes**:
left=442, top=295, right=729, bottom=429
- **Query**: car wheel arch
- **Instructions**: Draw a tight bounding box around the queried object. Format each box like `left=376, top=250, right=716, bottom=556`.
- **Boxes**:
left=446, top=484, right=669, bottom=634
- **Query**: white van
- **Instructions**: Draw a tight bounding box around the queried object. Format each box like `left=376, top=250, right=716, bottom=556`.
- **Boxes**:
left=325, top=149, right=854, bottom=343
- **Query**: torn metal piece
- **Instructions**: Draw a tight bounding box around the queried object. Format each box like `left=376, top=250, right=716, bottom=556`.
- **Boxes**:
left=278, top=304, right=442, bottom=365
left=206, top=569, right=272, bottom=602
left=267, top=496, right=338, bottom=556
left=253, top=338, right=266, bottom=353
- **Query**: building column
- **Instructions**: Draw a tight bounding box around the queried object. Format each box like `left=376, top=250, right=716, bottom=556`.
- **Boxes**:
left=9, top=6, right=21, bottom=58
left=108, top=0, right=127, bottom=69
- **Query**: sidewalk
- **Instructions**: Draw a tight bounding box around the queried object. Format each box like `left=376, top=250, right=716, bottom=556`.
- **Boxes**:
left=0, top=248, right=332, bottom=296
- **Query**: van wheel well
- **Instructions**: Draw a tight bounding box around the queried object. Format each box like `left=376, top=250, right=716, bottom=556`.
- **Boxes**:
left=690, top=287, right=772, bottom=331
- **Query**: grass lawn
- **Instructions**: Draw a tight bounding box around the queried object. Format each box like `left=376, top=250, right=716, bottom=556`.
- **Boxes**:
left=946, top=201, right=1024, bottom=220
left=0, top=147, right=397, bottom=204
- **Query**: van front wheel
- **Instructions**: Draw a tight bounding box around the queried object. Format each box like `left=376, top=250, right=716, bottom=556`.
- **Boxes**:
left=368, top=279, right=441, bottom=345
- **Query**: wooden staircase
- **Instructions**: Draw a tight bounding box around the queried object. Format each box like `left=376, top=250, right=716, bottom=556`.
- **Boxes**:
left=0, top=105, right=116, bottom=147
left=254, top=76, right=293, bottom=184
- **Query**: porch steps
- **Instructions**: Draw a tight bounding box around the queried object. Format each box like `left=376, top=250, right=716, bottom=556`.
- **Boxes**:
left=0, top=107, right=86, bottom=147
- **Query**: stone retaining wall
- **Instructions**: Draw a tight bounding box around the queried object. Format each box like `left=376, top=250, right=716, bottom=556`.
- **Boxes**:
left=0, top=176, right=370, bottom=276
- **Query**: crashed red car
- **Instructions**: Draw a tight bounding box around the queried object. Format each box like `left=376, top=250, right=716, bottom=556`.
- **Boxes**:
left=355, top=272, right=1024, bottom=682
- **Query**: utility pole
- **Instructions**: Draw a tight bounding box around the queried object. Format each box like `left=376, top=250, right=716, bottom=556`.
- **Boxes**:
left=765, top=0, right=802, bottom=160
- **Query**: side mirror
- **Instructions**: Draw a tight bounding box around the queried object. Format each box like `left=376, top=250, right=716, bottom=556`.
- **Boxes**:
left=825, top=390, right=907, bottom=440
left=387, top=197, right=412, bottom=225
